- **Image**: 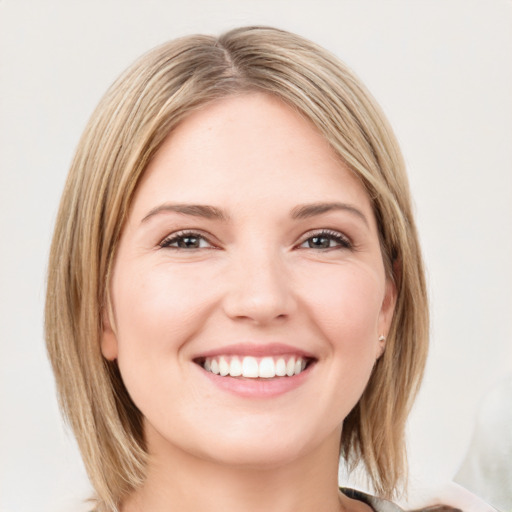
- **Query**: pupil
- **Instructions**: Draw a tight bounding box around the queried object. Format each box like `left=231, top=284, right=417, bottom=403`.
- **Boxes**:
left=310, top=236, right=329, bottom=248
left=178, top=236, right=199, bottom=248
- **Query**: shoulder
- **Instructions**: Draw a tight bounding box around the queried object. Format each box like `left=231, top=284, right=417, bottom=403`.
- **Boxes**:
left=340, top=488, right=462, bottom=512
left=341, top=488, right=405, bottom=512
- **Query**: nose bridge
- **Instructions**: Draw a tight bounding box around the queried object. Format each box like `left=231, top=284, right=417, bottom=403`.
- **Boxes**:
left=223, top=242, right=296, bottom=324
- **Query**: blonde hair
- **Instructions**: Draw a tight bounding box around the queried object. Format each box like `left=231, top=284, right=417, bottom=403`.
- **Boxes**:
left=45, top=26, right=428, bottom=511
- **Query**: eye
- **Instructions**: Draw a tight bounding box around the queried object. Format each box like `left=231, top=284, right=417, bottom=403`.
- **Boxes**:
left=159, top=231, right=213, bottom=250
left=299, top=230, right=352, bottom=250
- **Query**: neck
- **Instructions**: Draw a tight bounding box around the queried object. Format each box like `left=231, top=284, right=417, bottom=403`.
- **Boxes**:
left=122, top=427, right=347, bottom=512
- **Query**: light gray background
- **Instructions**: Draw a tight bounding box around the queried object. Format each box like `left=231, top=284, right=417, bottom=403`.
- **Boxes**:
left=1, top=1, right=511, bottom=511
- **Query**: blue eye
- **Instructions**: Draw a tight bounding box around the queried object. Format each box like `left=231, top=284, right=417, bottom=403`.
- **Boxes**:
left=300, top=230, right=352, bottom=250
left=160, top=231, right=211, bottom=249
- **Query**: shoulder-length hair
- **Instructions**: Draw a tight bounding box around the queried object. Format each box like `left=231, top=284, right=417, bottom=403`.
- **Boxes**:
left=45, top=26, right=428, bottom=511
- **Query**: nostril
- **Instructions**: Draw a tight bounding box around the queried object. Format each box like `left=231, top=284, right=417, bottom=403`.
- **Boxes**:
left=221, top=269, right=297, bottom=324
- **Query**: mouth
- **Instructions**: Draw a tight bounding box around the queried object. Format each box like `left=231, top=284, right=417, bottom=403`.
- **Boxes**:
left=194, top=355, right=315, bottom=379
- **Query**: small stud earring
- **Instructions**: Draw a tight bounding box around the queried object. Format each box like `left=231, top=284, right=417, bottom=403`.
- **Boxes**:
left=378, top=335, right=386, bottom=342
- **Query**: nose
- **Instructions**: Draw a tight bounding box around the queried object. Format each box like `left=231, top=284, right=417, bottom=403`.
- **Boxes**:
left=221, top=248, right=297, bottom=325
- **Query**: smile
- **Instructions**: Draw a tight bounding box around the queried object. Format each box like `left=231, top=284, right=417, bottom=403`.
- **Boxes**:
left=199, top=355, right=310, bottom=379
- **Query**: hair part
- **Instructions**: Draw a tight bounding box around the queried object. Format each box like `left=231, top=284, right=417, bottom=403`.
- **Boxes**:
left=45, top=26, right=428, bottom=511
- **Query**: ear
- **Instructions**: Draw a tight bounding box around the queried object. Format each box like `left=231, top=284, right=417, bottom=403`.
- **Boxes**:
left=377, top=276, right=397, bottom=357
left=101, top=307, right=119, bottom=361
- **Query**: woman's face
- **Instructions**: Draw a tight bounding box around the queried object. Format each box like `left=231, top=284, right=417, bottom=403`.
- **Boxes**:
left=102, top=93, right=395, bottom=468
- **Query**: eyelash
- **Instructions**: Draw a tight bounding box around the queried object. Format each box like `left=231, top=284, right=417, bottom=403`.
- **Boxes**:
left=159, top=230, right=214, bottom=250
left=298, top=229, right=353, bottom=250
left=159, top=229, right=353, bottom=251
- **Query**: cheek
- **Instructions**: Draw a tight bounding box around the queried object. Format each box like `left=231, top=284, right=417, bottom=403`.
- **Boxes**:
left=277, top=264, right=387, bottom=430
left=114, top=262, right=212, bottom=341
left=111, top=262, right=217, bottom=384
left=302, top=263, right=385, bottom=343
left=109, top=262, right=220, bottom=423
left=301, top=264, right=384, bottom=400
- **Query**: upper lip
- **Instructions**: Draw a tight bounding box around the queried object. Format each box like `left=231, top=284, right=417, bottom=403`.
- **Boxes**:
left=192, top=342, right=317, bottom=360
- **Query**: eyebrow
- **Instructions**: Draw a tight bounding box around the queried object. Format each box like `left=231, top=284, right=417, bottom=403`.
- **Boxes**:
left=141, top=203, right=230, bottom=223
left=290, top=202, right=369, bottom=227
left=141, top=201, right=369, bottom=226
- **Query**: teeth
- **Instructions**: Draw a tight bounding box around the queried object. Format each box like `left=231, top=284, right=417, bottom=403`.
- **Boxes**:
left=202, top=355, right=309, bottom=378
left=241, top=356, right=259, bottom=378
left=259, top=357, right=275, bottom=378
left=219, top=356, right=229, bottom=376
left=275, top=358, right=286, bottom=377
left=286, top=357, right=295, bottom=377
left=229, top=357, right=242, bottom=377
left=210, top=358, right=220, bottom=375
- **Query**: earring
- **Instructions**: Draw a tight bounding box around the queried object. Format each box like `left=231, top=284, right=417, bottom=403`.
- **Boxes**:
left=376, top=335, right=386, bottom=361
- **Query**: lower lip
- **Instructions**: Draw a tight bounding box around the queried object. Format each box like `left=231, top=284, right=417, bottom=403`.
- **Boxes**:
left=196, top=363, right=314, bottom=398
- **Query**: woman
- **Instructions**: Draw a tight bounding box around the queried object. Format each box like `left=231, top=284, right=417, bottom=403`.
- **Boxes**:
left=45, top=26, right=436, bottom=512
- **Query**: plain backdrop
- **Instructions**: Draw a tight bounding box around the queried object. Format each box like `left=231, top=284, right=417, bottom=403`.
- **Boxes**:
left=1, top=1, right=511, bottom=511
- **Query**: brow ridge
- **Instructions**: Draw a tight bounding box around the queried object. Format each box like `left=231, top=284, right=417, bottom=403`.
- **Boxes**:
left=290, top=202, right=369, bottom=226
left=141, top=201, right=368, bottom=226
left=141, top=203, right=230, bottom=223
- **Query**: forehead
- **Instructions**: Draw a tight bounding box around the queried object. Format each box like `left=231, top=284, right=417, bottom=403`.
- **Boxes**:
left=132, top=92, right=373, bottom=218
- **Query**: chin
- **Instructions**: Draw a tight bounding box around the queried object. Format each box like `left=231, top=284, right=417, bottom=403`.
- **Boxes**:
left=146, top=416, right=328, bottom=470
left=204, top=419, right=341, bottom=470
left=199, top=438, right=310, bottom=469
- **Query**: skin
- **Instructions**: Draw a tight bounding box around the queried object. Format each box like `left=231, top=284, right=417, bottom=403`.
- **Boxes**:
left=102, top=93, right=396, bottom=512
